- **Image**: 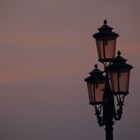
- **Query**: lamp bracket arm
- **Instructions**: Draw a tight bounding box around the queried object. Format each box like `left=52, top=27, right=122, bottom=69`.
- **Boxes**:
left=114, top=103, right=123, bottom=121
left=95, top=105, right=104, bottom=126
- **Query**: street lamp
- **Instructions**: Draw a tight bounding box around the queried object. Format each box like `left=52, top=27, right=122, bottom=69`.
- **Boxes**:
left=85, top=20, right=133, bottom=140
left=106, top=51, right=133, bottom=96
left=93, top=20, right=119, bottom=63
left=85, top=64, right=105, bottom=105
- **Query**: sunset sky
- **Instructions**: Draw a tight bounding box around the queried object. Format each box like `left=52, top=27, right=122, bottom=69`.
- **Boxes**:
left=0, top=0, right=140, bottom=140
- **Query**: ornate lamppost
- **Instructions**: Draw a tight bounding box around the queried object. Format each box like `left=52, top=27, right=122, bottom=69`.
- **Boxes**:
left=85, top=20, right=133, bottom=140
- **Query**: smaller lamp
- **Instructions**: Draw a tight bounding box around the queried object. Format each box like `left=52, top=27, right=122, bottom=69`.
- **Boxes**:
left=93, top=20, right=119, bottom=62
left=106, top=51, right=133, bottom=95
left=85, top=64, right=105, bottom=105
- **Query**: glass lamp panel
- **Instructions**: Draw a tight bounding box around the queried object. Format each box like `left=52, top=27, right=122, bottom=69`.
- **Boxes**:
left=96, top=40, right=103, bottom=59
left=94, top=81, right=105, bottom=103
left=110, top=71, right=130, bottom=94
left=87, top=83, right=92, bottom=103
left=119, top=71, right=130, bottom=93
left=96, top=39, right=116, bottom=61
left=87, top=83, right=95, bottom=104
left=110, top=72, right=118, bottom=92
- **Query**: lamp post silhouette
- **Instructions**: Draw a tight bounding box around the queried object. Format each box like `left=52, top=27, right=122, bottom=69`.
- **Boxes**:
left=85, top=20, right=133, bottom=140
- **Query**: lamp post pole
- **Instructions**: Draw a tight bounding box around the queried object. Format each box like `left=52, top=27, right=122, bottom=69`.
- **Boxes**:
left=103, top=73, right=114, bottom=140
left=85, top=20, right=133, bottom=140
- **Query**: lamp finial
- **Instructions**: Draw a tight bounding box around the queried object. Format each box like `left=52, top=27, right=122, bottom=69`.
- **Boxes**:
left=95, top=64, right=98, bottom=69
left=117, top=51, right=121, bottom=56
left=104, top=20, right=107, bottom=25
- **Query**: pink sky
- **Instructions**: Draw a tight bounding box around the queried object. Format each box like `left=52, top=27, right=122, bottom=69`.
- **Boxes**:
left=0, top=0, right=140, bottom=140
